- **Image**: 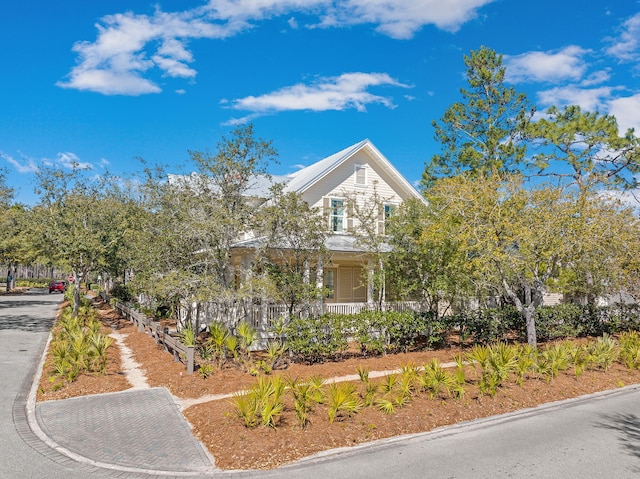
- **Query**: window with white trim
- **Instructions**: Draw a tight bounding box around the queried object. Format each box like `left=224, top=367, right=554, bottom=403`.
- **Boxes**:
left=354, top=164, right=367, bottom=186
left=330, top=199, right=344, bottom=232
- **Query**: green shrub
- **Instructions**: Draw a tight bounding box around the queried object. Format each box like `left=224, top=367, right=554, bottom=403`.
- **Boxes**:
left=451, top=307, right=520, bottom=344
left=286, top=314, right=348, bottom=363
left=534, top=304, right=583, bottom=341
left=109, top=283, right=134, bottom=303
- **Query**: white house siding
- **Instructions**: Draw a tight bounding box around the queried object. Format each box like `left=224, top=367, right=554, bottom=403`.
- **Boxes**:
left=542, top=292, right=564, bottom=306
left=302, top=150, right=404, bottom=233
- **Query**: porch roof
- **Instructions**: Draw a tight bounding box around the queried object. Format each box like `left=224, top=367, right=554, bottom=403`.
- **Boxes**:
left=231, top=234, right=392, bottom=253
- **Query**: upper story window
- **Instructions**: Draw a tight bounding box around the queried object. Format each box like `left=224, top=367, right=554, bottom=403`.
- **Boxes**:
left=330, top=198, right=345, bottom=232
left=354, top=164, right=367, bottom=186
left=384, top=203, right=395, bottom=221
left=378, top=203, right=396, bottom=235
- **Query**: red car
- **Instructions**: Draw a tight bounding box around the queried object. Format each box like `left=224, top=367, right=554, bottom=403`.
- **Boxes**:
left=49, top=281, right=67, bottom=294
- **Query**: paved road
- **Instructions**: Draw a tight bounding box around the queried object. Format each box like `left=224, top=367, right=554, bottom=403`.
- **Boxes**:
left=0, top=289, right=115, bottom=479
left=3, top=289, right=640, bottom=478
left=276, top=386, right=640, bottom=479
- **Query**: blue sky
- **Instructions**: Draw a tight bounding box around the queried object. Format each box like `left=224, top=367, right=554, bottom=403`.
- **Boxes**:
left=2, top=0, right=640, bottom=204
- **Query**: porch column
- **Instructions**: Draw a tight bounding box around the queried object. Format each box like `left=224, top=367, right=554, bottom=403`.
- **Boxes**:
left=302, top=259, right=310, bottom=318
left=367, top=259, right=375, bottom=305
left=316, top=257, right=324, bottom=315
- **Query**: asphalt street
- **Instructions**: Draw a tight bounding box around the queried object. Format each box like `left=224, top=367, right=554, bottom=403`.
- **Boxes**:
left=2, top=289, right=640, bottom=478
left=0, top=289, right=115, bottom=479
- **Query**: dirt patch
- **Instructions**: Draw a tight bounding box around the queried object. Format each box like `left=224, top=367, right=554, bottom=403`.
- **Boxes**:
left=37, top=297, right=640, bottom=470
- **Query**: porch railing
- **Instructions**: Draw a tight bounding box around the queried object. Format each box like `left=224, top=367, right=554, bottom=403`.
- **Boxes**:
left=238, top=301, right=426, bottom=331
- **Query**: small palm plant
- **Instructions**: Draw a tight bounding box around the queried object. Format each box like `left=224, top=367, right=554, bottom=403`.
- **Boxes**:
left=619, top=331, right=640, bottom=370
left=453, top=353, right=467, bottom=386
left=356, top=365, right=379, bottom=407
left=539, top=343, right=568, bottom=379
left=287, top=376, right=324, bottom=428
left=327, top=382, right=363, bottom=423
left=231, top=392, right=258, bottom=428
left=419, top=358, right=461, bottom=399
left=207, top=321, right=229, bottom=363
left=237, top=321, right=258, bottom=370
left=567, top=344, right=588, bottom=377
left=180, top=326, right=196, bottom=347
left=88, top=332, right=113, bottom=374
left=265, top=340, right=288, bottom=372
left=381, top=374, right=397, bottom=394
left=514, top=344, right=536, bottom=385
left=587, top=334, right=618, bottom=371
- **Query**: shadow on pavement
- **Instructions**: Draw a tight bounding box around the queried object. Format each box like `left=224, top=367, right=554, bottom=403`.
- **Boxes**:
left=596, top=412, right=640, bottom=473
left=0, top=289, right=61, bottom=332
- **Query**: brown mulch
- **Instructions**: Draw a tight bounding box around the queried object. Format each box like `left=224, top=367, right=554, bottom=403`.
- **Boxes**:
left=36, top=296, right=640, bottom=470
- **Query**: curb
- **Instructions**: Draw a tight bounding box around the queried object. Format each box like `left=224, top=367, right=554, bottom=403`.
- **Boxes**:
left=16, top=305, right=215, bottom=478
left=284, top=382, right=640, bottom=469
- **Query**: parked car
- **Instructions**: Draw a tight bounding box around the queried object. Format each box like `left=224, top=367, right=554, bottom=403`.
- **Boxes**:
left=49, top=281, right=67, bottom=294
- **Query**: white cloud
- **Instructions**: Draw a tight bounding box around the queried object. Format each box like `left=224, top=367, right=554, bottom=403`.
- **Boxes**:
left=314, top=0, right=495, bottom=38
left=1, top=151, right=94, bottom=174
left=59, top=0, right=494, bottom=95
left=224, top=72, right=411, bottom=123
left=505, top=46, right=589, bottom=83
left=54, top=152, right=94, bottom=170
left=1, top=152, right=39, bottom=173
left=537, top=85, right=619, bottom=112
left=580, top=69, right=611, bottom=87
left=608, top=93, right=640, bottom=134
left=606, top=12, right=640, bottom=62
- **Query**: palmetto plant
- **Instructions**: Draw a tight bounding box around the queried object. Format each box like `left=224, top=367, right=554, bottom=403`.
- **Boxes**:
left=356, top=365, right=379, bottom=406
left=488, top=343, right=518, bottom=383
left=565, top=343, right=588, bottom=377
left=419, top=358, right=462, bottom=399
left=231, top=392, right=258, bottom=428
left=237, top=321, right=258, bottom=351
left=467, top=344, right=491, bottom=369
left=587, top=334, right=618, bottom=371
left=356, top=364, right=370, bottom=384
left=453, top=354, right=467, bottom=386
left=287, top=376, right=324, bottom=428
left=375, top=397, right=396, bottom=415
left=619, top=331, right=640, bottom=370
left=180, top=327, right=196, bottom=347
left=381, top=374, right=397, bottom=394
left=205, top=321, right=229, bottom=365
left=88, top=332, right=113, bottom=374
left=514, top=344, right=536, bottom=385
left=327, top=382, right=363, bottom=423
left=236, top=321, right=258, bottom=370
left=539, top=343, right=570, bottom=379
left=261, top=399, right=284, bottom=428
left=234, top=376, right=287, bottom=428
left=469, top=343, right=516, bottom=396
left=265, top=340, right=288, bottom=371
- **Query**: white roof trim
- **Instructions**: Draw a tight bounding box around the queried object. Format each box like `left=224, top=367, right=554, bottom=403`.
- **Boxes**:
left=284, top=139, right=423, bottom=202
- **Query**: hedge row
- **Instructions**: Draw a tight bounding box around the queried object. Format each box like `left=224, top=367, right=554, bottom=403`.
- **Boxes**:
left=286, top=310, right=446, bottom=363
left=447, top=303, right=640, bottom=344
left=285, top=303, right=640, bottom=362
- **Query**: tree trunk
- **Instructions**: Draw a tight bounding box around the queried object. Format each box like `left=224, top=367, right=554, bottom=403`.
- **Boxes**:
left=524, top=305, right=537, bottom=349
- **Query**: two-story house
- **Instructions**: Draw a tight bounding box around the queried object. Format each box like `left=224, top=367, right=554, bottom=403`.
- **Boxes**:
left=231, top=139, right=424, bottom=311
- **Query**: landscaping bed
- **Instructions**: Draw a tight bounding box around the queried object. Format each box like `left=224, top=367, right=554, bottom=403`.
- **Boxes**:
left=37, top=297, right=640, bottom=470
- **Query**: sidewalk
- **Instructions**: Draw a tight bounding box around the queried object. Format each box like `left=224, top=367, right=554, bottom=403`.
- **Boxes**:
left=34, top=388, right=215, bottom=476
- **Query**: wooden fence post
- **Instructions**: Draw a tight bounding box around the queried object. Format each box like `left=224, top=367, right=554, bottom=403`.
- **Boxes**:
left=186, top=346, right=194, bottom=375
